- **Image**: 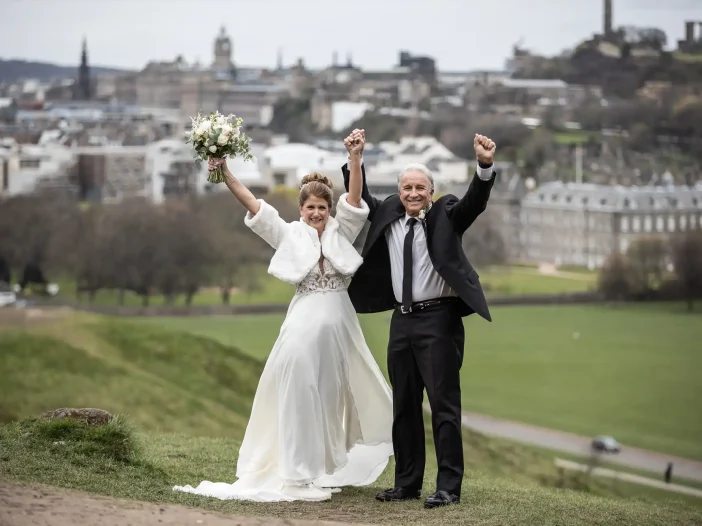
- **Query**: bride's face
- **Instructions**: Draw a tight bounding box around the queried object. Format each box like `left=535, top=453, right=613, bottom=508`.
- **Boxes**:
left=300, top=195, right=330, bottom=233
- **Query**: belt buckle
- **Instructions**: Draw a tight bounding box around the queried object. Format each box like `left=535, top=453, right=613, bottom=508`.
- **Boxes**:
left=400, top=305, right=412, bottom=314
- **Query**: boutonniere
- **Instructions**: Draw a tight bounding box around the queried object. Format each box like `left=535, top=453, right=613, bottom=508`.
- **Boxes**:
left=418, top=203, right=432, bottom=221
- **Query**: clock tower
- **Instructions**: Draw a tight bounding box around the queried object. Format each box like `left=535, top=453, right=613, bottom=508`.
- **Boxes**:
left=212, top=26, right=236, bottom=80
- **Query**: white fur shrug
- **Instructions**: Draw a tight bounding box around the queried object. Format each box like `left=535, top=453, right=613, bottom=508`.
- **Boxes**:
left=244, top=193, right=369, bottom=284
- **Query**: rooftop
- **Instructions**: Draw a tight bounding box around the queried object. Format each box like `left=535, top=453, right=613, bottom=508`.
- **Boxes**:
left=524, top=181, right=702, bottom=211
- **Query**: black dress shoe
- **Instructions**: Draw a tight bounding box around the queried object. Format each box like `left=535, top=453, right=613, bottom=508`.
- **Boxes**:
left=424, top=490, right=460, bottom=509
left=375, top=487, right=421, bottom=502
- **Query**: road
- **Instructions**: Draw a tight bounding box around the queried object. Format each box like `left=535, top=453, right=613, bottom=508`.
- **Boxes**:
left=457, top=410, right=702, bottom=483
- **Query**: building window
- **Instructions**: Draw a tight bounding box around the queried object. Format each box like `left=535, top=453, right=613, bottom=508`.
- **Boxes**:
left=1, top=160, right=7, bottom=191
left=273, top=172, right=286, bottom=185
left=668, top=216, right=676, bottom=232
left=681, top=215, right=687, bottom=231
left=19, top=158, right=40, bottom=169
left=656, top=216, right=664, bottom=232
left=644, top=216, right=652, bottom=232
left=632, top=216, right=640, bottom=232
left=620, top=216, right=629, bottom=233
left=619, top=237, right=629, bottom=253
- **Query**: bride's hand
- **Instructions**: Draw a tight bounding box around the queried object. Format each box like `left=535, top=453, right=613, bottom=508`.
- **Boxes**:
left=208, top=157, right=227, bottom=172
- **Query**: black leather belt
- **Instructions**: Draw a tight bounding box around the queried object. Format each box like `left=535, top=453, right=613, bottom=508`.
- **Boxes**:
left=395, top=297, right=458, bottom=314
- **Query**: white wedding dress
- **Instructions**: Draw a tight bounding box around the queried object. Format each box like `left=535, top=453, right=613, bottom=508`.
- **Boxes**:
left=173, top=257, right=394, bottom=502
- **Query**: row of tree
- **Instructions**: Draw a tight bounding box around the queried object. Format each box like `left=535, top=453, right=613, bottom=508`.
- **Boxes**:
left=598, top=232, right=702, bottom=311
left=0, top=190, right=300, bottom=306
left=0, top=189, right=509, bottom=306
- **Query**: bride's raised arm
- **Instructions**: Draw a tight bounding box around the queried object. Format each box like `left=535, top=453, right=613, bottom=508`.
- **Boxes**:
left=344, top=130, right=364, bottom=208
left=335, top=130, right=370, bottom=243
left=211, top=158, right=260, bottom=216
left=212, top=158, right=286, bottom=250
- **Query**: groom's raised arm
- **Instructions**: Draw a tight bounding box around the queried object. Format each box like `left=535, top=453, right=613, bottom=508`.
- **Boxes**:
left=449, top=134, right=498, bottom=234
left=449, top=162, right=496, bottom=234
left=342, top=159, right=381, bottom=221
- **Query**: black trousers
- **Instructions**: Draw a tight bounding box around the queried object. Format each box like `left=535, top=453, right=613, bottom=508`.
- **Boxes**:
left=387, top=301, right=465, bottom=496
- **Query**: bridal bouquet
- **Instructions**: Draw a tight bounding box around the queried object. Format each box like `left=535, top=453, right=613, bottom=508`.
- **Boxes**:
left=185, top=111, right=254, bottom=183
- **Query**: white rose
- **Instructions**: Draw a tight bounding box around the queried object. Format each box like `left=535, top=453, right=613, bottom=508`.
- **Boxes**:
left=217, top=133, right=230, bottom=146
left=209, top=145, right=217, bottom=153
left=220, top=123, right=233, bottom=135
left=195, top=120, right=211, bottom=135
left=231, top=126, right=241, bottom=138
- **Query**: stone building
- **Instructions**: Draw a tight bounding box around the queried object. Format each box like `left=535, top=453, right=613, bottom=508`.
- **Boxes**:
left=518, top=181, right=702, bottom=268
left=111, top=27, right=284, bottom=127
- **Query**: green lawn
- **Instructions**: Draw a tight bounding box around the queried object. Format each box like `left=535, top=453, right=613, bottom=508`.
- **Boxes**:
left=1, top=314, right=700, bottom=524
left=479, top=266, right=595, bottom=295
left=554, top=131, right=601, bottom=145
left=51, top=265, right=596, bottom=308
left=143, top=303, right=702, bottom=461
left=673, top=52, right=702, bottom=63
left=52, top=268, right=297, bottom=308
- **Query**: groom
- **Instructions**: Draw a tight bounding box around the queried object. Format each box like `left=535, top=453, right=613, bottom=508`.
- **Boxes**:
left=342, top=130, right=496, bottom=509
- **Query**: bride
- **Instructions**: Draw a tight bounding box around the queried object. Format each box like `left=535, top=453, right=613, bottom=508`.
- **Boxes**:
left=173, top=130, right=393, bottom=502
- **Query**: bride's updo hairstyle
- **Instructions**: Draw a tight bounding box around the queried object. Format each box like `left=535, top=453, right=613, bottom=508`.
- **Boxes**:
left=299, top=172, right=334, bottom=208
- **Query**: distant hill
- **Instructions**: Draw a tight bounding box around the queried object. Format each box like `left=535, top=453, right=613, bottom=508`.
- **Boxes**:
left=0, top=58, right=132, bottom=84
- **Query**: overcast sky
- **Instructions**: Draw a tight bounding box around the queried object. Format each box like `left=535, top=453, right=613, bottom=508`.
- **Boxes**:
left=1, top=0, right=700, bottom=71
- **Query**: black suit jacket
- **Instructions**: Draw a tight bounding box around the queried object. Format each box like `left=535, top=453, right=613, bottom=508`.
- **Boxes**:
left=341, top=163, right=496, bottom=322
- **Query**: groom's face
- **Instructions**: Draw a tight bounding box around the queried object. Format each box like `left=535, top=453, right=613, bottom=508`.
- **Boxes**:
left=399, top=171, right=433, bottom=217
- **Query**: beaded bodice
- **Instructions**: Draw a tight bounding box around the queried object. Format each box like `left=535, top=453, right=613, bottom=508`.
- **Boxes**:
left=294, top=258, right=349, bottom=297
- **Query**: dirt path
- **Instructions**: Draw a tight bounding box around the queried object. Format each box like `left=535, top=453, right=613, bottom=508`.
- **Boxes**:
left=0, top=482, right=364, bottom=526
left=459, top=410, right=702, bottom=483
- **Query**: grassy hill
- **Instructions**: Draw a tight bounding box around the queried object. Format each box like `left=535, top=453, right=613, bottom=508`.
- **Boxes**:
left=144, top=302, right=702, bottom=460
left=0, top=313, right=262, bottom=436
left=1, top=311, right=701, bottom=525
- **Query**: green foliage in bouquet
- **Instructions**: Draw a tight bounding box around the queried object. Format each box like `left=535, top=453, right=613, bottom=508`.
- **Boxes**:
left=185, top=111, right=255, bottom=183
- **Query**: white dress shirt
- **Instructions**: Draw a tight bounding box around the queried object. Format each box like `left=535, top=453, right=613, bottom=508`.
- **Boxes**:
left=348, top=160, right=493, bottom=303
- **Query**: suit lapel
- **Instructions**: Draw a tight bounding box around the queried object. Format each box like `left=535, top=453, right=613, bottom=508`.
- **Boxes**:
left=424, top=200, right=436, bottom=248
left=363, top=197, right=404, bottom=255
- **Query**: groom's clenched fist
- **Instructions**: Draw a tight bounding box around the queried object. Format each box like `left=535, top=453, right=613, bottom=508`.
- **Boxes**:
left=474, top=134, right=496, bottom=165
left=344, top=128, right=365, bottom=157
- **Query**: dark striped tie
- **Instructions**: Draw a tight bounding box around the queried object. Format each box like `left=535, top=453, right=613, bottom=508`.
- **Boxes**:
left=402, top=217, right=418, bottom=311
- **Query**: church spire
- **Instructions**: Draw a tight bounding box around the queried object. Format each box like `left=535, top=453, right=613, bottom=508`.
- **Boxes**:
left=74, top=36, right=92, bottom=100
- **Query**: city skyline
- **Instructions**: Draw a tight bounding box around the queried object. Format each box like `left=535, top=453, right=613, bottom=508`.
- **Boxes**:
left=1, top=0, right=701, bottom=72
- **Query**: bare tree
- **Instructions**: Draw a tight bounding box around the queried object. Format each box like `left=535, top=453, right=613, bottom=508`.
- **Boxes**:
left=202, top=192, right=271, bottom=304
left=462, top=209, right=507, bottom=267
left=625, top=236, right=669, bottom=298
left=103, top=199, right=166, bottom=307
left=598, top=252, right=634, bottom=300
left=159, top=198, right=218, bottom=306
left=672, top=231, right=702, bottom=312
left=50, top=204, right=111, bottom=303
left=0, top=194, right=76, bottom=291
